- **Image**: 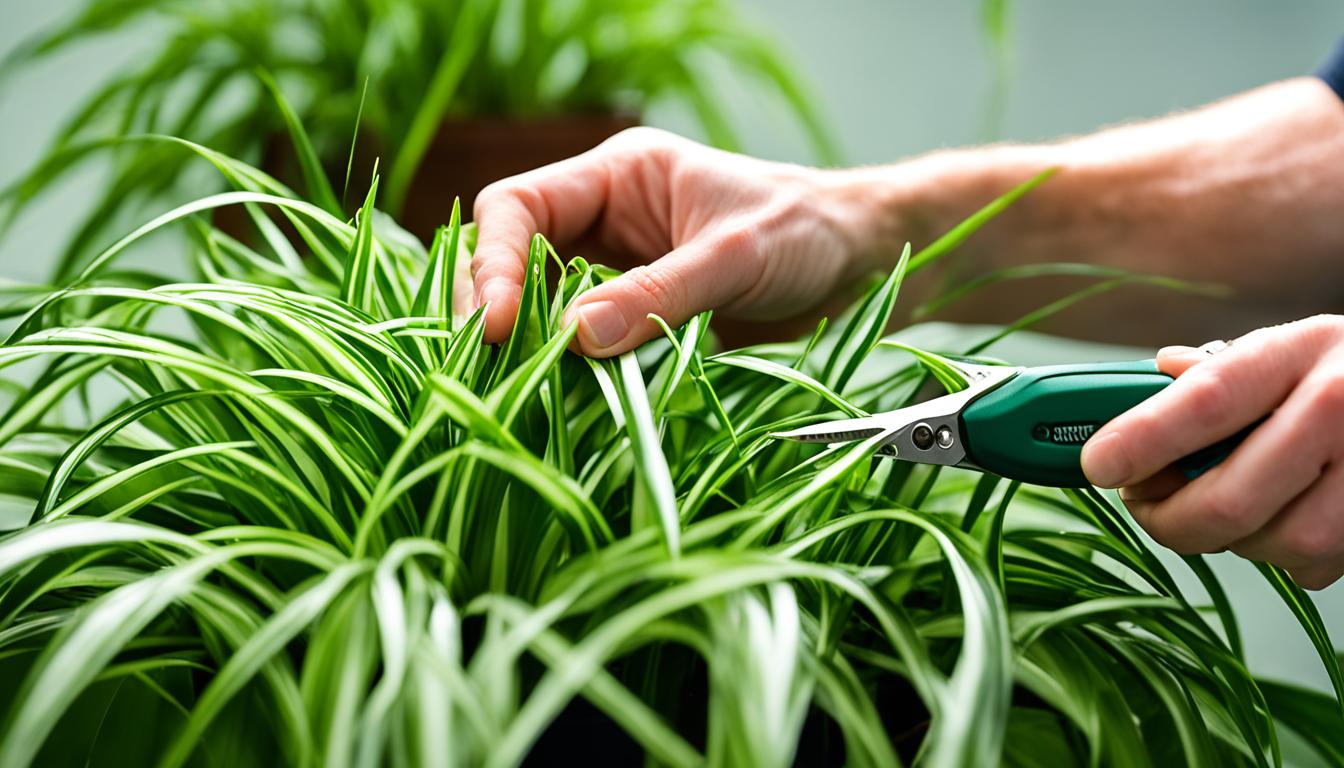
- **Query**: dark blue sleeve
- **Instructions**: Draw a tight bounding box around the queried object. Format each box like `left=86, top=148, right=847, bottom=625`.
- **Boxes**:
left=1318, top=37, right=1344, bottom=100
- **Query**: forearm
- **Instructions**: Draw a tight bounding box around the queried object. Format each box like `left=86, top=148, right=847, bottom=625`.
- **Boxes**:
left=839, top=77, right=1344, bottom=344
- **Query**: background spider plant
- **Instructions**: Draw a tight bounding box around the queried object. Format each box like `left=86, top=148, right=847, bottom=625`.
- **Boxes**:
left=1, top=0, right=837, bottom=280
left=0, top=103, right=1341, bottom=765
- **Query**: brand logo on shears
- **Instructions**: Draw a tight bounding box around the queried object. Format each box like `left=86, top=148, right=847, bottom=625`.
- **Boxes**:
left=1032, top=422, right=1098, bottom=445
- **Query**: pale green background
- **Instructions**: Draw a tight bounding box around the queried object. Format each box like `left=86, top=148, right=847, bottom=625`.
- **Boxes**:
left=3, top=0, right=1344, bottom=696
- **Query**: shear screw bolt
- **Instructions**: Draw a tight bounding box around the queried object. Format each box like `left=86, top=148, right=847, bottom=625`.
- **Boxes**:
left=936, top=426, right=954, bottom=449
left=1033, top=424, right=1050, bottom=441
left=912, top=423, right=935, bottom=450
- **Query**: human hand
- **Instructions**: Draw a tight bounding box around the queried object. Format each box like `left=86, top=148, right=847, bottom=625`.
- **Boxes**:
left=1081, top=315, right=1344, bottom=589
left=470, top=127, right=892, bottom=356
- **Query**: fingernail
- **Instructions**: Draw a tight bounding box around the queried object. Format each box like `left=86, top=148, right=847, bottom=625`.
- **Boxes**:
left=1081, top=431, right=1130, bottom=488
left=1197, top=339, right=1229, bottom=355
left=576, top=301, right=629, bottom=349
left=1157, top=345, right=1197, bottom=358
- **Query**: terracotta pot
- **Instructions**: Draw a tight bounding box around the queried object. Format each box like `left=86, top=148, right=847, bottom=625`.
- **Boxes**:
left=395, top=113, right=639, bottom=239
left=216, top=112, right=638, bottom=244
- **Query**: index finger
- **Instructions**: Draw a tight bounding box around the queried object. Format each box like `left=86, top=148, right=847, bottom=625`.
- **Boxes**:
left=471, top=149, right=614, bottom=342
left=1081, top=319, right=1331, bottom=488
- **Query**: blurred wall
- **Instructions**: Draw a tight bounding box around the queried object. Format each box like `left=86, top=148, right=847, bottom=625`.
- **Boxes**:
left=654, top=0, right=1344, bottom=165
left=4, top=0, right=1344, bottom=692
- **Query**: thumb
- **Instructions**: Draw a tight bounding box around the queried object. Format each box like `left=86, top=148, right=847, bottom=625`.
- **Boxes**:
left=1156, top=339, right=1229, bottom=377
left=563, top=236, right=756, bottom=357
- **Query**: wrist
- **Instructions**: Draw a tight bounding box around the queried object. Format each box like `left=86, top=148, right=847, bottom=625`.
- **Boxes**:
left=811, top=165, right=915, bottom=279
left=801, top=146, right=1061, bottom=321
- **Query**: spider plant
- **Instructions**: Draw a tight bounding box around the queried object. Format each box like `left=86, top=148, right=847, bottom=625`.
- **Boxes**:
left=1, top=0, right=837, bottom=281
left=0, top=120, right=1342, bottom=766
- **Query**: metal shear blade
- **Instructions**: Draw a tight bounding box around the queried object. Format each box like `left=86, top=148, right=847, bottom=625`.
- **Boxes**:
left=771, top=361, right=1022, bottom=469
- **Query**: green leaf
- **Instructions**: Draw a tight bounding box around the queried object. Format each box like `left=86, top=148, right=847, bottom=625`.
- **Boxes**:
left=601, top=354, right=680, bottom=557
left=1258, top=678, right=1344, bottom=766
left=158, top=562, right=370, bottom=768
left=412, top=198, right=463, bottom=322
left=255, top=68, right=342, bottom=216
left=384, top=0, right=493, bottom=214
left=821, top=242, right=910, bottom=393
left=708, top=352, right=867, bottom=417
left=342, top=175, right=382, bottom=315
left=875, top=340, right=974, bottom=393
left=915, top=262, right=1227, bottom=319
left=908, top=168, right=1056, bottom=273
left=1255, top=563, right=1344, bottom=717
left=0, top=543, right=257, bottom=768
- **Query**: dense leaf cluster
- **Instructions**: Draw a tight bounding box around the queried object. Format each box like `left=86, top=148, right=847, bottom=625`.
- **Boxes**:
left=0, top=137, right=1340, bottom=766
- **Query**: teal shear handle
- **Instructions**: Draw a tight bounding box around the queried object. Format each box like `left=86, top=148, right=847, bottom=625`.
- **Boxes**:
left=959, top=359, right=1248, bottom=488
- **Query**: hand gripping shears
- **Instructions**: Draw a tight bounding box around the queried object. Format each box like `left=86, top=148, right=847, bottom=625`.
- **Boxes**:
left=773, top=359, right=1243, bottom=488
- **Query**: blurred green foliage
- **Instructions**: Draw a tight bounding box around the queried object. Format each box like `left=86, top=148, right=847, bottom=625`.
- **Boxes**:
left=1, top=0, right=837, bottom=273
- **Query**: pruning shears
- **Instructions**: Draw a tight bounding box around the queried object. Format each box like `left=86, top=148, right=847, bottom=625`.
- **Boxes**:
left=773, top=359, right=1244, bottom=488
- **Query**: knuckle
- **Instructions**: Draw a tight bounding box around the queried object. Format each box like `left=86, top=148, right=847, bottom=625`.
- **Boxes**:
left=671, top=163, right=714, bottom=195
left=1139, top=520, right=1182, bottom=552
left=469, top=250, right=516, bottom=283
left=1137, top=502, right=1191, bottom=553
left=1198, top=485, right=1254, bottom=535
left=608, top=125, right=662, bottom=144
left=1147, top=522, right=1212, bottom=555
left=760, top=182, right=810, bottom=220
left=601, top=126, right=674, bottom=153
left=474, top=179, right=513, bottom=213
left=1301, top=313, right=1344, bottom=335
left=1179, top=368, right=1236, bottom=427
left=670, top=145, right=733, bottom=188
left=1113, top=411, right=1155, bottom=447
left=714, top=227, right=766, bottom=289
left=1283, top=524, right=1338, bottom=562
left=475, top=180, right=551, bottom=229
left=714, top=225, right=761, bottom=260
left=1287, top=314, right=1344, bottom=351
left=623, top=265, right=684, bottom=310
left=507, top=185, right=551, bottom=227
left=750, top=192, right=820, bottom=249
left=1146, top=498, right=1227, bottom=554
left=1305, top=372, right=1344, bottom=411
